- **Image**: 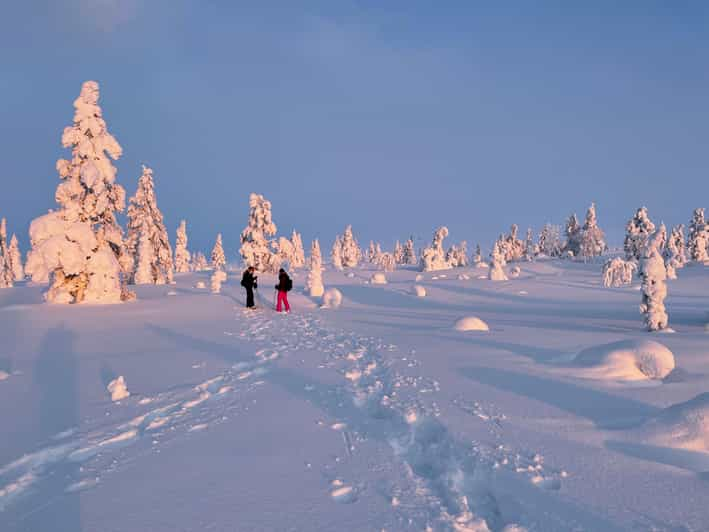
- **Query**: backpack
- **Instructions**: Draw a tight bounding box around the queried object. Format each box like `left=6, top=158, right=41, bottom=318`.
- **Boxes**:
left=285, top=277, right=293, bottom=292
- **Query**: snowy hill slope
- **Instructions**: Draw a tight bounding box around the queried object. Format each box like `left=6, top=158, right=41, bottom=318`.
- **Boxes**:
left=1, top=260, right=708, bottom=531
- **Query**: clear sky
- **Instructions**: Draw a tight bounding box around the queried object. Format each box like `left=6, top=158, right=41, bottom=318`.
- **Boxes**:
left=1, top=1, right=707, bottom=256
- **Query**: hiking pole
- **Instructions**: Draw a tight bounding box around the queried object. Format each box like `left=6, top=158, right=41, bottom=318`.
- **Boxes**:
left=273, top=289, right=277, bottom=310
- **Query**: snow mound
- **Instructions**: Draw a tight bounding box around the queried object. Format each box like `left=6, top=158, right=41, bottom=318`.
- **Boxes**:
left=346, top=272, right=355, bottom=278
left=509, top=266, right=521, bottom=278
left=194, top=281, right=206, bottom=289
left=639, top=393, right=709, bottom=451
left=415, top=274, right=423, bottom=281
left=454, top=316, right=489, bottom=332
left=573, top=339, right=675, bottom=381
left=0, top=370, right=9, bottom=381
left=322, top=288, right=342, bottom=309
left=411, top=285, right=426, bottom=297
left=370, top=272, right=387, bottom=284
left=107, top=376, right=130, bottom=401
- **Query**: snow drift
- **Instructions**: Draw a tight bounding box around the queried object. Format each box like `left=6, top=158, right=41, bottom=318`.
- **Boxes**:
left=638, top=393, right=709, bottom=451
left=454, top=316, right=490, bottom=332
left=370, top=272, right=387, bottom=285
left=411, top=285, right=426, bottom=297
left=572, top=339, right=675, bottom=381
left=322, top=288, right=342, bottom=309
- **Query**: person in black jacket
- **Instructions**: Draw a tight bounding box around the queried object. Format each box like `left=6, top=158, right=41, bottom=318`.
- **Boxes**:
left=240, top=266, right=258, bottom=308
left=275, top=268, right=292, bottom=313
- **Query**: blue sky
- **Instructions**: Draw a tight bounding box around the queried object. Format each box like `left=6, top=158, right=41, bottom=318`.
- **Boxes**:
left=1, top=1, right=707, bottom=256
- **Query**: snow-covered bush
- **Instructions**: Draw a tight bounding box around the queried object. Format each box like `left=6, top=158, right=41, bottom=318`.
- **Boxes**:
left=211, top=270, right=227, bottom=293
left=26, top=81, right=130, bottom=303
left=239, top=193, right=280, bottom=273
left=107, top=375, right=130, bottom=401
left=664, top=224, right=686, bottom=279
left=639, top=228, right=669, bottom=331
left=174, top=220, right=191, bottom=273
left=573, top=339, right=674, bottom=381
left=195, top=280, right=206, bottom=289
left=624, top=207, right=655, bottom=261
left=370, top=272, right=387, bottom=285
left=125, top=165, right=174, bottom=285
left=454, top=316, right=489, bottom=332
left=331, top=236, right=343, bottom=270
left=211, top=233, right=226, bottom=271
left=306, top=239, right=324, bottom=297
left=579, top=203, right=606, bottom=259
left=420, top=227, right=450, bottom=272
left=192, top=252, right=209, bottom=271
left=402, top=238, right=418, bottom=265
left=602, top=257, right=637, bottom=287
left=509, top=265, right=521, bottom=278
left=687, top=207, right=709, bottom=264
left=411, top=285, right=426, bottom=297
left=321, top=287, right=342, bottom=309
left=537, top=224, right=562, bottom=257
left=488, top=241, right=508, bottom=281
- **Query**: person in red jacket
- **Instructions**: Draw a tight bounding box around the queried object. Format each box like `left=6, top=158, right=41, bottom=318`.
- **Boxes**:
left=275, top=268, right=292, bottom=313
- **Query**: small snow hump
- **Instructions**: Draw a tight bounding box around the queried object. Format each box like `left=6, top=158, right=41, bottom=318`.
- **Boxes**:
left=454, top=316, right=489, bottom=332
left=321, top=288, right=343, bottom=309
left=411, top=285, right=426, bottom=297
left=573, top=339, right=675, bottom=381
left=370, top=272, right=387, bottom=284
left=637, top=392, right=709, bottom=451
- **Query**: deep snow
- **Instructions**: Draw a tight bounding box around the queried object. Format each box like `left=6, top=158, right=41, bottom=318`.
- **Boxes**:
left=1, top=259, right=708, bottom=531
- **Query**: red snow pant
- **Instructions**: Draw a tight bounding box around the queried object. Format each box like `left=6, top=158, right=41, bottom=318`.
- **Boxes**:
left=277, top=290, right=290, bottom=312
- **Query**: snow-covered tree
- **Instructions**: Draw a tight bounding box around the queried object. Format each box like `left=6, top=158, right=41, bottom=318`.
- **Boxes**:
left=446, top=241, right=469, bottom=267
left=193, top=252, right=209, bottom=271
left=472, top=244, right=483, bottom=266
left=306, top=239, right=324, bottom=297
left=278, top=236, right=296, bottom=268
left=488, top=240, right=508, bottom=281
left=420, top=227, right=450, bottom=272
left=639, top=228, right=669, bottom=331
left=366, top=241, right=377, bottom=263
left=579, top=203, right=606, bottom=259
left=0, top=219, right=13, bottom=287
left=687, top=208, right=709, bottom=264
left=340, top=225, right=362, bottom=268
left=239, top=193, right=280, bottom=273
left=523, top=228, right=537, bottom=261
left=602, top=257, right=637, bottom=288
left=538, top=224, right=562, bottom=257
left=133, top=219, right=155, bottom=285
left=331, top=236, right=343, bottom=270
left=125, top=165, right=174, bottom=285
left=624, top=207, right=655, bottom=261
left=402, top=238, right=417, bottom=265
left=502, top=224, right=525, bottom=262
left=664, top=224, right=686, bottom=279
left=25, top=81, right=131, bottom=303
left=174, top=220, right=191, bottom=273
left=291, top=230, right=306, bottom=269
left=377, top=252, right=396, bottom=272
left=563, top=214, right=582, bottom=257
left=7, top=234, right=24, bottom=282
left=211, top=233, right=226, bottom=271
left=393, top=241, right=404, bottom=264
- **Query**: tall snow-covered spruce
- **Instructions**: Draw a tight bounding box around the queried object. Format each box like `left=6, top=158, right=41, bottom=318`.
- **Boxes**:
left=174, top=220, right=191, bottom=273
left=687, top=208, right=709, bottom=264
left=639, top=227, right=669, bottom=331
left=25, top=81, right=131, bottom=303
left=420, top=227, right=450, bottom=272
left=402, top=237, right=417, bottom=265
left=331, top=236, right=343, bottom=270
left=340, top=225, right=362, bottom=268
left=579, top=202, right=606, bottom=259
left=211, top=234, right=226, bottom=271
left=8, top=234, right=24, bottom=281
left=239, top=193, right=280, bottom=273
left=306, top=239, right=324, bottom=297
left=624, top=207, right=655, bottom=261
left=488, top=240, right=508, bottom=281
left=0, top=218, right=13, bottom=288
left=125, top=165, right=174, bottom=285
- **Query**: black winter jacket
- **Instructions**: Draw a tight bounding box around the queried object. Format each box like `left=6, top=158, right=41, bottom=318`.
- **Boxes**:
left=275, top=272, right=291, bottom=292
left=241, top=270, right=257, bottom=289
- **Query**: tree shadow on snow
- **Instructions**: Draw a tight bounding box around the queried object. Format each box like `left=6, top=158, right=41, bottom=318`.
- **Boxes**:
left=604, top=440, right=709, bottom=477
left=6, top=325, right=82, bottom=532
left=145, top=324, right=251, bottom=366
left=460, top=366, right=659, bottom=429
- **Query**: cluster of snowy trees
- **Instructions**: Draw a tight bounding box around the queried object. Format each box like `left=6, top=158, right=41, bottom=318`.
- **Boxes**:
left=562, top=203, right=607, bottom=259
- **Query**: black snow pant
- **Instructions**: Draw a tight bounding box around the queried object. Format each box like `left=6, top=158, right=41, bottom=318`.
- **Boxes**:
left=245, top=287, right=255, bottom=308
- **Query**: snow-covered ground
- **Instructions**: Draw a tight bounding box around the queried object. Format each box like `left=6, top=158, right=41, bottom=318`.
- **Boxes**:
left=1, top=260, right=708, bottom=531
